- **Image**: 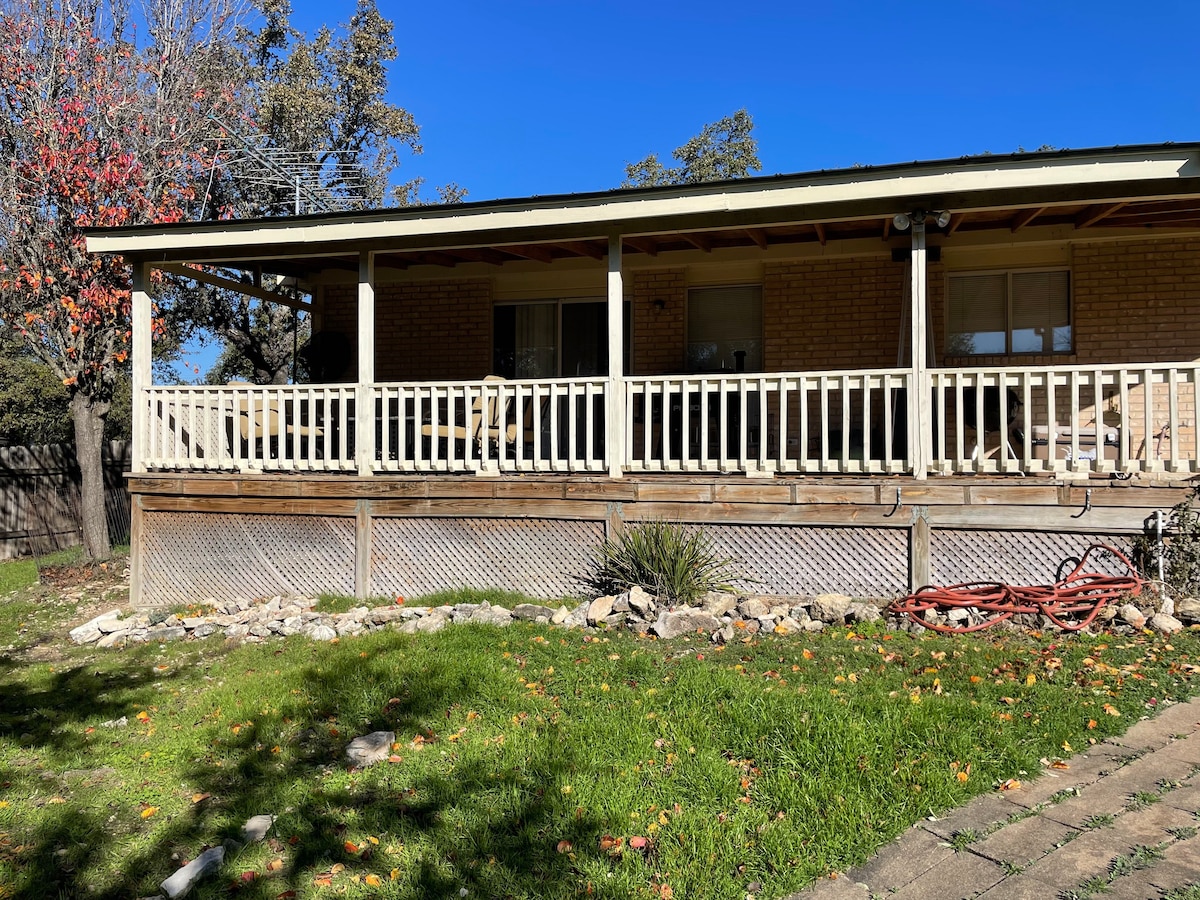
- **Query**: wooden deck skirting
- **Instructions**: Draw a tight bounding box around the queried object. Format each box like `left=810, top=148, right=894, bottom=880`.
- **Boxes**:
left=127, top=473, right=1192, bottom=607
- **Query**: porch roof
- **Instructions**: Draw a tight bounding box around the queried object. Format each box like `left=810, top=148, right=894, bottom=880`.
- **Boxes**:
left=87, top=142, right=1200, bottom=275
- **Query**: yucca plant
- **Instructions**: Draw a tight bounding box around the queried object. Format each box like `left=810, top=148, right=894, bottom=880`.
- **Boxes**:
left=585, top=519, right=742, bottom=605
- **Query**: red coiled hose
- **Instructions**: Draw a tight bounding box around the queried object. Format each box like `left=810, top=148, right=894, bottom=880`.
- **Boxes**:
left=888, top=544, right=1145, bottom=633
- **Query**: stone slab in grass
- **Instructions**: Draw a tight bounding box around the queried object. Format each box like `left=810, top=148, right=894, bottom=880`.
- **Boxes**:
left=161, top=846, right=224, bottom=899
left=846, top=827, right=954, bottom=894
left=886, top=850, right=1005, bottom=900
left=974, top=873, right=1070, bottom=899
left=346, top=731, right=396, bottom=768
left=1021, top=826, right=1165, bottom=891
left=918, top=793, right=1023, bottom=841
left=970, top=814, right=1080, bottom=868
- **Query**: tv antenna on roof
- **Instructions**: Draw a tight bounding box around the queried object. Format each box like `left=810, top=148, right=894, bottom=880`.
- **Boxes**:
left=201, top=115, right=377, bottom=218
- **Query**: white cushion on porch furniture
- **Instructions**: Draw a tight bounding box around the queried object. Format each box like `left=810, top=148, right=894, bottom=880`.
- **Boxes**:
left=228, top=382, right=323, bottom=441
left=420, top=376, right=526, bottom=448
left=1030, top=425, right=1119, bottom=444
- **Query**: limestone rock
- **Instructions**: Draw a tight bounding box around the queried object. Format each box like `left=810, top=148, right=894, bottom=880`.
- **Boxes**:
left=346, top=731, right=396, bottom=768
left=563, top=602, right=590, bottom=630
left=512, top=603, right=556, bottom=621
left=1118, top=603, right=1147, bottom=630
left=737, top=598, right=770, bottom=619
left=848, top=602, right=883, bottom=623
left=1149, top=612, right=1184, bottom=634
left=811, top=594, right=854, bottom=624
left=699, top=592, right=738, bottom=618
left=161, top=846, right=224, bottom=899
left=368, top=606, right=407, bottom=625
left=146, top=626, right=187, bottom=642
left=801, top=619, right=826, bottom=633
left=628, top=587, right=656, bottom=620
left=241, top=814, right=276, bottom=843
left=651, top=610, right=721, bottom=640
left=305, top=624, right=337, bottom=641
left=611, top=592, right=631, bottom=613
left=96, top=631, right=129, bottom=649
left=415, top=612, right=447, bottom=634
left=70, top=609, right=122, bottom=644
left=1175, top=598, right=1200, bottom=622
left=471, top=605, right=513, bottom=627
left=551, top=605, right=571, bottom=625
left=587, top=595, right=615, bottom=625
left=773, top=617, right=803, bottom=635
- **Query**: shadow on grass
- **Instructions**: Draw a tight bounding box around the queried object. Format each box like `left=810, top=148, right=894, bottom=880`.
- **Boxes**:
left=4, top=634, right=607, bottom=899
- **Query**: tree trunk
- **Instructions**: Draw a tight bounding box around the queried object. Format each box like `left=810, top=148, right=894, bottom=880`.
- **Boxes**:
left=71, top=391, right=112, bottom=561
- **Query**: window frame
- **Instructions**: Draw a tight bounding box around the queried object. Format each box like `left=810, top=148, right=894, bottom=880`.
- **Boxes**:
left=492, top=297, right=630, bottom=378
left=685, top=283, right=765, bottom=374
left=944, top=266, right=1072, bottom=357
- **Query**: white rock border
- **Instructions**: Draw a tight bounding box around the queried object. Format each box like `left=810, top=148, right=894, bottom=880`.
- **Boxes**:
left=68, top=587, right=1198, bottom=648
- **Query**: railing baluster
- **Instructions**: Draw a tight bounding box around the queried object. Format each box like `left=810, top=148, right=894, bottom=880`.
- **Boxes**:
left=1144, top=367, right=1157, bottom=473
left=1169, top=367, right=1181, bottom=471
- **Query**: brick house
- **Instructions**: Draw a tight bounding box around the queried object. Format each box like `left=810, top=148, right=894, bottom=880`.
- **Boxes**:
left=87, top=144, right=1200, bottom=606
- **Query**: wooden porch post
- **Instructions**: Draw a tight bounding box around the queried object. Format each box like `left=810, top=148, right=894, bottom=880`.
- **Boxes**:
left=356, top=251, right=375, bottom=476
left=607, top=235, right=625, bottom=479
left=130, top=260, right=152, bottom=475
left=909, top=221, right=931, bottom=480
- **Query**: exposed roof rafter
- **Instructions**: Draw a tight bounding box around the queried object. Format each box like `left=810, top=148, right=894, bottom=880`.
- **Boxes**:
left=681, top=232, right=712, bottom=253
left=744, top=228, right=769, bottom=249
left=501, top=244, right=555, bottom=263
left=158, top=263, right=310, bottom=311
left=813, top=223, right=827, bottom=246
left=1010, top=207, right=1046, bottom=232
left=554, top=240, right=605, bottom=260
left=1075, top=202, right=1127, bottom=229
left=623, top=236, right=659, bottom=256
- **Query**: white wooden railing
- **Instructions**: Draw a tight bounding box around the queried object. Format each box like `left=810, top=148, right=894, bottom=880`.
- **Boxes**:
left=143, top=384, right=356, bottom=472
left=136, top=363, right=1200, bottom=478
left=931, top=363, right=1200, bottom=476
left=371, top=378, right=608, bottom=474
left=624, top=370, right=912, bottom=474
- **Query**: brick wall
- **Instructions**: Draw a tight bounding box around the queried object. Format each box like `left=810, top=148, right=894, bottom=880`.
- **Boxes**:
left=317, top=279, right=492, bottom=381
left=1073, top=237, right=1200, bottom=364
left=764, top=256, right=932, bottom=371
left=375, top=279, right=491, bottom=381
left=631, top=269, right=686, bottom=375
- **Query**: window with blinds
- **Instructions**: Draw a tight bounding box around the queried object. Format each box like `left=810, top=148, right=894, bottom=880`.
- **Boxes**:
left=947, top=269, right=1070, bottom=355
left=687, top=285, right=763, bottom=372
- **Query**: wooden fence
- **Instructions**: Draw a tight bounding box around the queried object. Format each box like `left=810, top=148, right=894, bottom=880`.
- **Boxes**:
left=0, top=441, right=131, bottom=559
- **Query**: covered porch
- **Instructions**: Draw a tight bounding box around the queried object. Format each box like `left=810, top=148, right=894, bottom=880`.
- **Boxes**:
left=87, top=144, right=1200, bottom=605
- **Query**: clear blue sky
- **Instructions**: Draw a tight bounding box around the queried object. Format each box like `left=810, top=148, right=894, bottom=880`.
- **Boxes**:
left=293, top=0, right=1198, bottom=202
left=179, top=0, right=1199, bottom=380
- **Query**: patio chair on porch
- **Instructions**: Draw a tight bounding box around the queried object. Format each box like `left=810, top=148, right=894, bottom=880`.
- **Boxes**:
left=420, top=376, right=525, bottom=457
left=228, top=382, right=324, bottom=461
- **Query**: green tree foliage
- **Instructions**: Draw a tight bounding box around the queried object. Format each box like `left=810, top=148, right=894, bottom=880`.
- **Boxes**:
left=171, top=0, right=463, bottom=385
left=0, top=334, right=72, bottom=446
left=621, top=109, right=762, bottom=188
left=0, top=0, right=241, bottom=557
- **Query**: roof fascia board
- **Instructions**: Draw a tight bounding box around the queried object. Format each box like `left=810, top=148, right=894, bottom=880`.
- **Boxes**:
left=88, top=150, right=1200, bottom=259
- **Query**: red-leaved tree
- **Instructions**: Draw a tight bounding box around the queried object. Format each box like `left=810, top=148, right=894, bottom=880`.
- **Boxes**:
left=0, top=0, right=241, bottom=558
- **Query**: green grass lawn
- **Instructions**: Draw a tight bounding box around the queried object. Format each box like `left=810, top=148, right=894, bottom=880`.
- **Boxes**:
left=1, top=591, right=1199, bottom=899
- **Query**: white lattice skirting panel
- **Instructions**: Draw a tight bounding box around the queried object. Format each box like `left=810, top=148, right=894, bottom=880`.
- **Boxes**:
left=694, top=524, right=910, bottom=597
left=930, top=530, right=1133, bottom=587
left=141, top=512, right=355, bottom=606
left=371, top=517, right=604, bottom=600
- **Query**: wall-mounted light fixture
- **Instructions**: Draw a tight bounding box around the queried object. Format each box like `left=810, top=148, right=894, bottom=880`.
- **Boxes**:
left=893, top=209, right=951, bottom=231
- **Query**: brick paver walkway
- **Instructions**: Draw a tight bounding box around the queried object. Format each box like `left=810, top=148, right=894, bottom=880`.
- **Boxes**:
left=788, top=696, right=1200, bottom=900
